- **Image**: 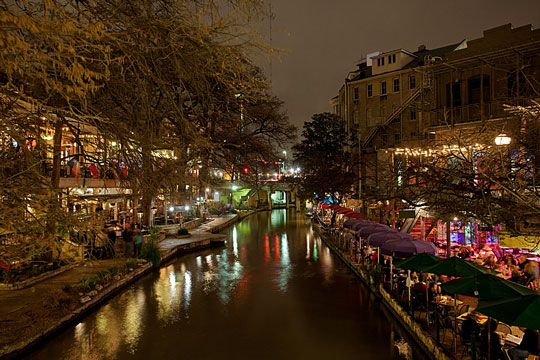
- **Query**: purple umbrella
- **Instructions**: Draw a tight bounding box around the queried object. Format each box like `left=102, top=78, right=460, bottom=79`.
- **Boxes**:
left=356, top=225, right=394, bottom=238
left=343, top=219, right=363, bottom=229
left=380, top=238, right=437, bottom=258
left=350, top=220, right=377, bottom=231
left=367, top=231, right=412, bottom=247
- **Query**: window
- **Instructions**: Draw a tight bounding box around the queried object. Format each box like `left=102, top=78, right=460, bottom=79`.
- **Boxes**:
left=388, top=55, right=392, bottom=64
left=446, top=82, right=461, bottom=107
left=508, top=71, right=527, bottom=97
left=382, top=134, right=388, bottom=146
left=381, top=57, right=385, bottom=66
left=367, top=84, right=373, bottom=97
left=381, top=81, right=387, bottom=95
left=468, top=75, right=490, bottom=104
left=392, top=54, right=396, bottom=63
left=393, top=78, right=400, bottom=92
left=366, top=108, right=374, bottom=126
left=394, top=133, right=401, bottom=145
left=377, top=58, right=381, bottom=66
left=409, top=75, right=416, bottom=89
left=410, top=108, right=417, bottom=121
left=353, top=87, right=359, bottom=100
left=353, top=110, right=359, bottom=124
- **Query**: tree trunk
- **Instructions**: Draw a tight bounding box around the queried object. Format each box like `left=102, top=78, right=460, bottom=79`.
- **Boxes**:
left=44, top=117, right=64, bottom=261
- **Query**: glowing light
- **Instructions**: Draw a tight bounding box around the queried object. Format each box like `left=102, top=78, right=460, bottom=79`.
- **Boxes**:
left=495, top=133, right=511, bottom=146
left=169, top=206, right=174, bottom=212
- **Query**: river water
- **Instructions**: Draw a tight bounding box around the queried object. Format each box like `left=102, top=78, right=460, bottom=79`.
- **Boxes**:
left=24, top=209, right=427, bottom=360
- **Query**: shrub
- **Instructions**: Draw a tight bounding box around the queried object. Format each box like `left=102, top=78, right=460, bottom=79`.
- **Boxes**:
left=62, top=284, right=73, bottom=293
left=139, top=239, right=161, bottom=268
left=44, top=290, right=74, bottom=310
left=177, top=227, right=189, bottom=236
left=125, top=259, right=138, bottom=269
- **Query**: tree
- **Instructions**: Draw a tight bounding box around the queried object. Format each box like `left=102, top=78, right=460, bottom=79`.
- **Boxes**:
left=395, top=101, right=540, bottom=235
left=293, top=112, right=355, bottom=203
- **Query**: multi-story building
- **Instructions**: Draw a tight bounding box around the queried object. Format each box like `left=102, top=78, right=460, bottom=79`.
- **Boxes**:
left=333, top=23, right=540, bottom=215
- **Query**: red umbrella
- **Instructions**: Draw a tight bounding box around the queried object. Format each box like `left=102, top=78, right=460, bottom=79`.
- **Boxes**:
left=335, top=208, right=353, bottom=214
left=345, top=212, right=365, bottom=219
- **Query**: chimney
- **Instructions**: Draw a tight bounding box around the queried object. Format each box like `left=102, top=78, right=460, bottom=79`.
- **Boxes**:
left=418, top=44, right=427, bottom=52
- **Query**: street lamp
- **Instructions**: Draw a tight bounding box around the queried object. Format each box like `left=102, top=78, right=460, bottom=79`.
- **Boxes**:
left=494, top=133, right=511, bottom=146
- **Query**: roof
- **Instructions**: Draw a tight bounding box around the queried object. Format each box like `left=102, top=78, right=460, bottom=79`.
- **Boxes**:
left=403, top=41, right=465, bottom=69
left=347, top=66, right=372, bottom=82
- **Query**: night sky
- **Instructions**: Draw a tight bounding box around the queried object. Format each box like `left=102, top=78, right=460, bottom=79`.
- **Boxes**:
left=263, top=0, right=540, bottom=133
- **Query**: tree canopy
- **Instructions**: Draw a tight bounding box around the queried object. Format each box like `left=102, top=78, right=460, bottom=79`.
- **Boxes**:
left=293, top=112, right=355, bottom=202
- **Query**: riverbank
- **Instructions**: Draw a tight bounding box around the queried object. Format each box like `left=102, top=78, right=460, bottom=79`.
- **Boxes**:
left=312, top=222, right=453, bottom=360
left=0, top=211, right=257, bottom=360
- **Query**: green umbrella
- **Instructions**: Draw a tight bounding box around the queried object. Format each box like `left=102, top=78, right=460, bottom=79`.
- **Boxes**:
left=441, top=273, right=536, bottom=300
left=476, top=295, right=540, bottom=330
left=422, top=256, right=490, bottom=277
left=394, top=253, right=443, bottom=272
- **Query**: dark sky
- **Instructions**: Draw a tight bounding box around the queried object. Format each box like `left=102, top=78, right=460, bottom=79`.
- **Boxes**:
left=262, top=0, right=540, bottom=134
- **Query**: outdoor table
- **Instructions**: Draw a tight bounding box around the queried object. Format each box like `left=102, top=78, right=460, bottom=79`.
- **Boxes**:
left=457, top=312, right=489, bottom=325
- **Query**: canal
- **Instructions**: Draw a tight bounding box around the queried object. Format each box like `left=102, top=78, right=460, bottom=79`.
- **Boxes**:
left=24, top=210, right=427, bottom=360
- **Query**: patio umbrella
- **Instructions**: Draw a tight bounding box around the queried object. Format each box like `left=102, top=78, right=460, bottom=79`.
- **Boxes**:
left=380, top=237, right=437, bottom=258
left=351, top=220, right=377, bottom=231
left=356, top=225, right=394, bottom=238
left=422, top=256, right=489, bottom=277
left=475, top=295, right=540, bottom=330
left=367, top=231, right=411, bottom=248
left=335, top=208, right=353, bottom=214
left=343, top=219, right=361, bottom=229
left=344, top=212, right=365, bottom=219
left=441, top=273, right=536, bottom=300
left=394, top=252, right=443, bottom=272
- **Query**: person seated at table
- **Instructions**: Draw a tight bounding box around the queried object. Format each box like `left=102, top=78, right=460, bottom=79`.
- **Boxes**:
left=460, top=313, right=481, bottom=344
left=508, top=328, right=539, bottom=360
left=503, top=254, right=518, bottom=267
left=492, top=244, right=503, bottom=262
left=518, top=254, right=530, bottom=271
left=458, top=244, right=471, bottom=259
left=509, top=265, right=527, bottom=284
left=480, top=319, right=505, bottom=360
left=483, top=255, right=500, bottom=271
left=524, top=260, right=539, bottom=285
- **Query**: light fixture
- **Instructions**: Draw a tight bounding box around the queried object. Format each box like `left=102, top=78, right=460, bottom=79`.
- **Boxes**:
left=494, top=133, right=511, bottom=146
left=169, top=206, right=174, bottom=212
left=231, top=185, right=238, bottom=191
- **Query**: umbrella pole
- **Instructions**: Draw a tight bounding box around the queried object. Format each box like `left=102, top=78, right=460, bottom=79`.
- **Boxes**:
left=377, top=247, right=380, bottom=264
left=453, top=294, right=457, bottom=353
left=487, top=316, right=491, bottom=360
left=407, top=270, right=411, bottom=312
left=390, top=256, right=393, bottom=293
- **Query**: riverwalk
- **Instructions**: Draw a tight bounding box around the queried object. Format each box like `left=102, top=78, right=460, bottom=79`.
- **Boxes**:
left=0, top=212, right=246, bottom=359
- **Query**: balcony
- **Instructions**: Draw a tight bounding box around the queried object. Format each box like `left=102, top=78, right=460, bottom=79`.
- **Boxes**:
left=430, top=98, right=530, bottom=126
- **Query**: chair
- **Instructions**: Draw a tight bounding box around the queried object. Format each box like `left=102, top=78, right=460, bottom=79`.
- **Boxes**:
left=496, top=322, right=512, bottom=335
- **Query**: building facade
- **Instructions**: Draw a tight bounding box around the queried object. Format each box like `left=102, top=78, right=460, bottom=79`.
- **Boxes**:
left=333, top=24, right=540, bottom=215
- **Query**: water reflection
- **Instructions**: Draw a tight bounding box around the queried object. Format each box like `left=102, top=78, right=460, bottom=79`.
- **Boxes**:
left=23, top=210, right=427, bottom=360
